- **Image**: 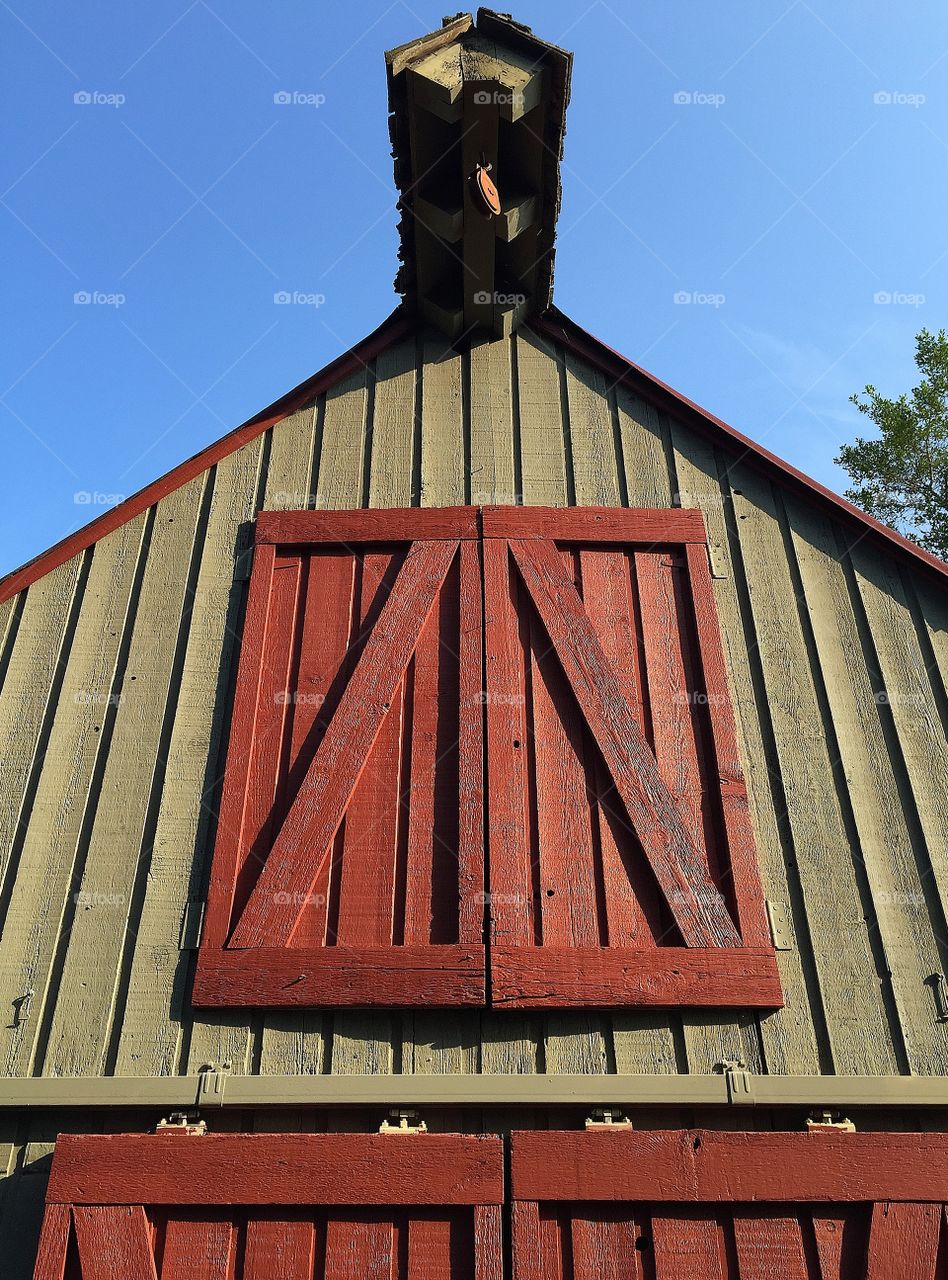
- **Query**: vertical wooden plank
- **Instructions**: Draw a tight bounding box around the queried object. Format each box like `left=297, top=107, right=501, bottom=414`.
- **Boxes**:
left=421, top=334, right=464, bottom=506
left=371, top=339, right=418, bottom=508
left=728, top=462, right=896, bottom=1074
left=0, top=557, right=81, bottom=890
left=866, top=1202, right=941, bottom=1280
left=244, top=1218, right=315, bottom=1280
left=317, top=370, right=369, bottom=511
left=733, top=1215, right=808, bottom=1279
left=74, top=1205, right=158, bottom=1280
left=264, top=404, right=318, bottom=510
left=564, top=350, right=620, bottom=508
left=32, top=1203, right=71, bottom=1280
left=457, top=539, right=485, bottom=949
left=408, top=1217, right=453, bottom=1280
left=511, top=1201, right=544, bottom=1280
left=684, top=542, right=769, bottom=947
left=651, top=1215, right=726, bottom=1279
left=788, top=502, right=944, bottom=1074
left=161, top=1218, right=233, bottom=1280
left=571, top=1215, right=642, bottom=1280
left=0, top=517, right=146, bottom=1078
left=673, top=423, right=820, bottom=1076
left=403, top=555, right=457, bottom=947
left=469, top=338, right=517, bottom=504
left=811, top=1216, right=846, bottom=1280
left=516, top=329, right=567, bottom=506
left=615, top=389, right=672, bottom=507
left=283, top=551, right=356, bottom=953
left=483, top=537, right=533, bottom=946
left=42, top=476, right=207, bottom=1078
left=474, top=1205, right=503, bottom=1280
left=334, top=552, right=405, bottom=947
left=635, top=550, right=711, bottom=888
left=530, top=551, right=601, bottom=950
left=324, top=1217, right=394, bottom=1280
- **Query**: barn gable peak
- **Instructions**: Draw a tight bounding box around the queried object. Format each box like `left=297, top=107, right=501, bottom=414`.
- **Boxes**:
left=386, top=9, right=572, bottom=339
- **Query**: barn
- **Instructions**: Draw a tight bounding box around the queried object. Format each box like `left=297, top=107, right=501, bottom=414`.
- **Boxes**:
left=3, top=9, right=948, bottom=1277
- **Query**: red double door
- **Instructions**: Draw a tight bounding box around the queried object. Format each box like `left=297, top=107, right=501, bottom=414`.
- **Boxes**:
left=35, top=1130, right=948, bottom=1278
left=195, top=505, right=781, bottom=1014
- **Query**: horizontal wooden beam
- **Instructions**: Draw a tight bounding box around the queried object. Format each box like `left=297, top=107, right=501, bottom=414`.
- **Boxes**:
left=49, top=1133, right=503, bottom=1205
left=3, top=1074, right=948, bottom=1110
left=511, top=1129, right=948, bottom=1202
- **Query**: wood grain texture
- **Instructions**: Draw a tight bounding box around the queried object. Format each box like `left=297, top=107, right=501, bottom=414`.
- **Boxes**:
left=370, top=338, right=418, bottom=508
left=0, top=517, right=146, bottom=1078
left=48, top=1133, right=504, bottom=1205
left=43, top=477, right=208, bottom=1078
left=115, top=441, right=263, bottom=1078
left=510, top=1129, right=948, bottom=1201
left=421, top=333, right=465, bottom=506
left=788, top=500, right=944, bottom=1074
left=469, top=337, right=517, bottom=505
left=31, top=1202, right=70, bottom=1280
left=0, top=558, right=81, bottom=892
left=161, top=1217, right=233, bottom=1280
left=865, top=1201, right=942, bottom=1279
left=244, top=1218, right=315, bottom=1279
left=316, top=369, right=369, bottom=510
left=73, top=1204, right=157, bottom=1280
left=228, top=539, right=459, bottom=949
left=508, top=536, right=739, bottom=948
left=732, top=1214, right=808, bottom=1279
left=728, top=465, right=898, bottom=1075
left=651, top=1215, right=725, bottom=1280
left=672, top=423, right=819, bottom=1075
left=491, top=947, right=782, bottom=1007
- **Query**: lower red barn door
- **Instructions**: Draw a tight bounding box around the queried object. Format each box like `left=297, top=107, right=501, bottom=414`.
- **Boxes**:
left=510, top=1130, right=948, bottom=1279
left=35, top=1133, right=503, bottom=1280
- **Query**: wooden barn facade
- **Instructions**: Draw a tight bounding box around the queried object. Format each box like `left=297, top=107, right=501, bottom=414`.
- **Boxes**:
left=2, top=10, right=948, bottom=1277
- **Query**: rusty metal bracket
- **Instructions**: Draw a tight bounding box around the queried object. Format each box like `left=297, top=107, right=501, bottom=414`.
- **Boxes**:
left=155, top=1112, right=207, bottom=1135
left=585, top=1108, right=632, bottom=1129
left=379, top=1109, right=427, bottom=1134
left=806, top=1111, right=855, bottom=1132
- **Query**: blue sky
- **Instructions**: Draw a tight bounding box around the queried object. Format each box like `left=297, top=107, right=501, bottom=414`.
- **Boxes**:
left=2, top=1, right=947, bottom=574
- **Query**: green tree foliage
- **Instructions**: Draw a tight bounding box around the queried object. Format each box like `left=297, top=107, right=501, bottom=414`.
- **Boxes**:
left=837, top=328, right=948, bottom=559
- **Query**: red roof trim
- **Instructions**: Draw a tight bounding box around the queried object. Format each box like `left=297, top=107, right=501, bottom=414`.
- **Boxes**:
left=0, top=309, right=411, bottom=606
left=536, top=309, right=948, bottom=581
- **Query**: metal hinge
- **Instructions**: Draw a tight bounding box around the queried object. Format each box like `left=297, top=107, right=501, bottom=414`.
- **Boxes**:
left=155, top=1112, right=207, bottom=1135
left=718, top=1059, right=755, bottom=1104
left=178, top=901, right=205, bottom=951
left=806, top=1111, right=856, bottom=1132
left=379, top=1110, right=427, bottom=1134
left=235, top=547, right=255, bottom=581
left=196, top=1062, right=230, bottom=1107
left=926, top=973, right=948, bottom=1022
left=707, top=538, right=728, bottom=579
left=766, top=900, right=794, bottom=951
left=585, top=1108, right=632, bottom=1130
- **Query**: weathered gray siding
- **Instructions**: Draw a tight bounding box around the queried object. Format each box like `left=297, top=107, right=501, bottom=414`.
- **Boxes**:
left=1, top=324, right=947, bottom=1092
